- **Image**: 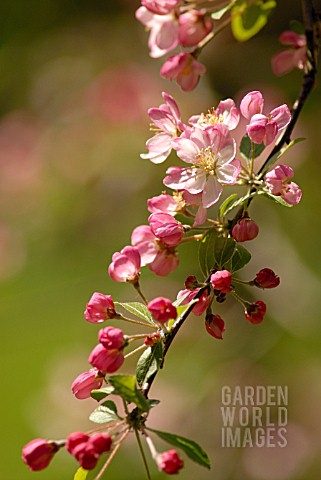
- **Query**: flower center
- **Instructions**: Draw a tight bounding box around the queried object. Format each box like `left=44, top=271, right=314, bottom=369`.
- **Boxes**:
left=195, top=146, right=217, bottom=175
left=197, top=108, right=224, bottom=127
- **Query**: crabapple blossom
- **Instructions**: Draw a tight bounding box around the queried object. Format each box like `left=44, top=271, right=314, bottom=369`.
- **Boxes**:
left=108, top=246, right=141, bottom=283
left=265, top=164, right=302, bottom=204
left=131, top=224, right=179, bottom=276
left=232, top=218, right=259, bottom=242
left=98, top=326, right=124, bottom=350
left=148, top=192, right=183, bottom=215
left=210, top=270, right=232, bottom=293
left=147, top=296, right=177, bottom=323
left=88, top=344, right=124, bottom=373
left=84, top=292, right=116, bottom=323
left=71, top=369, right=104, bottom=400
left=136, top=7, right=178, bottom=58
left=189, top=98, right=240, bottom=131
left=160, top=52, right=206, bottom=92
left=182, top=190, right=207, bottom=226
left=245, top=300, right=267, bottom=324
left=141, top=92, right=185, bottom=164
left=149, top=212, right=184, bottom=247
left=254, top=268, right=280, bottom=289
left=205, top=313, right=225, bottom=339
left=157, top=449, right=184, bottom=474
left=142, top=0, right=179, bottom=15
left=240, top=91, right=264, bottom=119
left=177, top=288, right=210, bottom=316
left=178, top=10, right=213, bottom=47
left=66, top=432, right=89, bottom=456
left=165, top=124, right=240, bottom=208
left=272, top=30, right=307, bottom=76
left=89, top=433, right=113, bottom=455
left=22, top=439, right=58, bottom=471
left=66, top=432, right=112, bottom=469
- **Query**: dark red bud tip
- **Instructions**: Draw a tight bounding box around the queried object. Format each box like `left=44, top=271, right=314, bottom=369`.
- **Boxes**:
left=245, top=300, right=266, bottom=324
left=205, top=313, right=225, bottom=339
left=254, top=268, right=280, bottom=289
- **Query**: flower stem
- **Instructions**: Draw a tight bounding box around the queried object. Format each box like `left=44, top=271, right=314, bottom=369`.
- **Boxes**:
left=94, top=428, right=130, bottom=480
left=124, top=344, right=147, bottom=359
left=134, top=428, right=151, bottom=480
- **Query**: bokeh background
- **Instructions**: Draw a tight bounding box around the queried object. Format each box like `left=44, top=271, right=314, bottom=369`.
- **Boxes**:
left=2, top=0, right=321, bottom=479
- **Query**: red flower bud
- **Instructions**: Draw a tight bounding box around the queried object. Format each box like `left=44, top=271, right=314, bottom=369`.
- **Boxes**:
left=89, top=433, right=112, bottom=454
left=245, top=300, right=266, bottom=324
left=84, top=292, right=116, bottom=323
left=98, top=326, right=124, bottom=350
left=88, top=344, right=124, bottom=373
left=22, top=439, right=58, bottom=471
left=144, top=332, right=161, bottom=346
left=254, top=268, right=280, bottom=289
left=232, top=218, right=259, bottom=242
left=205, top=313, right=225, bottom=339
left=210, top=270, right=232, bottom=293
left=71, top=369, right=104, bottom=400
left=157, top=449, right=184, bottom=475
left=147, top=296, right=177, bottom=324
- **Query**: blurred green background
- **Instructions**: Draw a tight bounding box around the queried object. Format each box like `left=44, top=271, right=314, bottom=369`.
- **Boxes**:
left=2, top=0, right=321, bottom=479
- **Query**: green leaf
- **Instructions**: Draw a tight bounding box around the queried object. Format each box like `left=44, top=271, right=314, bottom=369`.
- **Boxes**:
left=147, top=428, right=211, bottom=469
left=219, top=194, right=238, bottom=219
left=211, top=0, right=237, bottom=20
left=198, top=229, right=217, bottom=277
left=89, top=402, right=119, bottom=424
left=176, top=300, right=198, bottom=317
left=240, top=134, right=265, bottom=161
left=258, top=137, right=306, bottom=178
left=231, top=244, right=252, bottom=272
left=90, top=385, right=115, bottom=402
left=223, top=193, right=252, bottom=216
left=114, top=301, right=155, bottom=325
left=109, top=374, right=150, bottom=412
left=259, top=190, right=293, bottom=207
left=231, top=0, right=277, bottom=42
left=214, top=237, right=236, bottom=268
left=136, top=342, right=163, bottom=388
left=173, top=291, right=190, bottom=307
left=74, top=467, right=89, bottom=480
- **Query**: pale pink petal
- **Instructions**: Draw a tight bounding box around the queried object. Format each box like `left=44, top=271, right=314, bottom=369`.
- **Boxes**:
left=148, top=108, right=177, bottom=134
left=150, top=250, right=179, bottom=276
left=240, top=91, right=264, bottom=119
left=155, top=19, right=179, bottom=51
left=279, top=31, right=306, bottom=47
left=162, top=92, right=180, bottom=122
left=172, top=136, right=199, bottom=163
left=131, top=225, right=155, bottom=245
left=216, top=159, right=241, bottom=184
left=271, top=50, right=297, bottom=76
left=193, top=205, right=207, bottom=226
left=282, top=181, right=302, bottom=204
left=136, top=240, right=158, bottom=266
left=202, top=176, right=222, bottom=208
left=269, top=104, right=291, bottom=130
left=216, top=99, right=240, bottom=130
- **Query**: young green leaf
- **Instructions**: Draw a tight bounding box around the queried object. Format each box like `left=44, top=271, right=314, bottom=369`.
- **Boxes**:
left=147, top=428, right=211, bottom=469
left=222, top=193, right=253, bottom=216
left=89, top=402, right=119, bottom=424
left=219, top=193, right=238, bottom=219
left=240, top=134, right=265, bottom=161
left=74, top=467, right=89, bottom=480
left=114, top=301, right=156, bottom=325
left=109, top=374, right=150, bottom=412
left=198, top=229, right=217, bottom=277
left=136, top=342, right=163, bottom=388
left=214, top=237, right=236, bottom=268
left=231, top=0, right=277, bottom=42
left=90, top=385, right=115, bottom=402
left=211, top=0, right=237, bottom=20
left=231, top=244, right=252, bottom=272
left=259, top=190, right=293, bottom=207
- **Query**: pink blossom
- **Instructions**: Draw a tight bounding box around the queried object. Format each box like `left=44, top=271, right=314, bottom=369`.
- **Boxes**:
left=160, top=52, right=206, bottom=92
left=88, top=344, right=124, bottom=373
left=141, top=92, right=185, bottom=164
left=147, top=296, right=177, bottom=323
left=149, top=212, right=184, bottom=247
left=131, top=225, right=179, bottom=276
left=108, top=246, right=141, bottom=283
left=98, top=326, right=124, bottom=350
left=177, top=288, right=210, bottom=316
left=245, top=300, right=266, bottom=324
left=265, top=164, right=302, bottom=205
left=71, top=369, right=104, bottom=400
left=148, top=192, right=183, bottom=214
left=157, top=449, right=184, bottom=474
left=165, top=124, right=240, bottom=208
left=178, top=10, right=213, bottom=47
left=136, top=7, right=178, bottom=58
left=142, top=0, right=179, bottom=15
left=66, top=432, right=112, bottom=470
left=182, top=190, right=207, bottom=226
left=205, top=313, right=225, bottom=339
left=189, top=98, right=240, bottom=131
left=22, top=439, right=58, bottom=471
left=232, top=218, right=259, bottom=242
left=240, top=91, right=291, bottom=146
left=66, top=432, right=89, bottom=455
left=89, top=433, right=112, bottom=455
left=254, top=268, right=280, bottom=289
left=70, top=442, right=99, bottom=470
left=272, top=30, right=307, bottom=76
left=84, top=292, right=116, bottom=324
left=210, top=270, right=232, bottom=293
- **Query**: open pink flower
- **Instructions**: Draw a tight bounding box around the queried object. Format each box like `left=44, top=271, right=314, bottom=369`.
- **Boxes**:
left=149, top=212, right=184, bottom=247
left=240, top=91, right=291, bottom=146
left=178, top=10, right=213, bottom=47
left=148, top=192, right=184, bottom=214
left=71, top=369, right=104, bottom=400
left=108, top=246, right=141, bottom=283
left=131, top=225, right=179, bottom=276
left=164, top=124, right=240, bottom=208
left=161, top=52, right=206, bottom=91
left=136, top=7, right=178, bottom=58
left=189, top=98, right=240, bottom=131
left=177, top=288, right=210, bottom=316
left=141, top=92, right=185, bottom=164
left=272, top=30, right=307, bottom=76
left=142, top=0, right=179, bottom=15
left=265, top=164, right=302, bottom=205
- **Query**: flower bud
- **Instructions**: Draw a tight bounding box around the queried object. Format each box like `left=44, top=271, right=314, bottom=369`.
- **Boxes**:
left=72, top=442, right=100, bottom=470
left=254, top=268, right=280, bottom=289
left=108, top=246, right=141, bottom=283
left=98, top=326, right=124, bottom=350
left=178, top=10, right=213, bottom=48
left=22, top=439, right=58, bottom=471
left=88, top=344, right=124, bottom=373
left=66, top=432, right=89, bottom=455
left=147, top=296, right=177, bottom=323
left=184, top=275, right=199, bottom=290
left=71, top=369, right=104, bottom=400
left=177, top=288, right=210, bottom=316
left=210, top=270, right=232, bottom=293
left=160, top=52, right=206, bottom=92
left=205, top=313, right=225, bottom=339
left=240, top=91, right=264, bottom=119
left=144, top=332, right=161, bottom=346
left=245, top=300, right=266, bottom=324
left=157, top=449, right=184, bottom=474
left=149, top=212, right=184, bottom=247
left=84, top=292, right=116, bottom=324
left=89, top=433, right=112, bottom=454
left=232, top=218, right=259, bottom=242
